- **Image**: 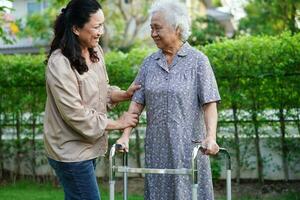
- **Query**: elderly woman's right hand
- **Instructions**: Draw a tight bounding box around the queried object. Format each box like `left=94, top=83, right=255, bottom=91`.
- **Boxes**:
left=116, top=136, right=130, bottom=152
left=117, top=112, right=139, bottom=129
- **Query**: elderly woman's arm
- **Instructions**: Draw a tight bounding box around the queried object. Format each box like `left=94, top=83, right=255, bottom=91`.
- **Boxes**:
left=110, top=83, right=141, bottom=103
left=116, top=101, right=144, bottom=152
left=202, top=102, right=220, bottom=155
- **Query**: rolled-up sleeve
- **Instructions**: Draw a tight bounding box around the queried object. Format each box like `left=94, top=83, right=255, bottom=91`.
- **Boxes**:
left=197, top=55, right=221, bottom=106
left=106, top=85, right=121, bottom=110
left=46, top=56, right=108, bottom=141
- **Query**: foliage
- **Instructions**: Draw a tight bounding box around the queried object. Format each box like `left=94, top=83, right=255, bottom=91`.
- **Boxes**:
left=100, top=0, right=151, bottom=51
left=0, top=1, right=15, bottom=44
left=18, top=0, right=150, bottom=51
left=203, top=32, right=300, bottom=111
left=239, top=0, right=300, bottom=35
left=189, top=16, right=226, bottom=46
left=0, top=32, right=300, bottom=181
left=17, top=0, right=67, bottom=42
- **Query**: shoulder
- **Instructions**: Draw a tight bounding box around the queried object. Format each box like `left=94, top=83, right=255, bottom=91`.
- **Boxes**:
left=48, top=49, right=71, bottom=68
left=188, top=47, right=210, bottom=68
left=186, top=45, right=209, bottom=62
left=139, top=51, right=158, bottom=70
left=47, top=49, right=74, bottom=77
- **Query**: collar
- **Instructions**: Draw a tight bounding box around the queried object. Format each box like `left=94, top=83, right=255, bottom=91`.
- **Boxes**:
left=152, top=42, right=190, bottom=60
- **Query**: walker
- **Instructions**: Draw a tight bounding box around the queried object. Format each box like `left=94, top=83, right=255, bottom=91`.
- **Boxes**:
left=109, top=142, right=231, bottom=200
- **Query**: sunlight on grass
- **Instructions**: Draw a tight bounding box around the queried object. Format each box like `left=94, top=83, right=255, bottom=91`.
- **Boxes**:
left=0, top=180, right=144, bottom=200
left=0, top=180, right=298, bottom=200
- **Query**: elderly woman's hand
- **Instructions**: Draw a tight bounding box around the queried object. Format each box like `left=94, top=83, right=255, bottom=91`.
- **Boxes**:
left=116, top=135, right=130, bottom=152
left=201, top=137, right=219, bottom=155
left=125, top=82, right=141, bottom=99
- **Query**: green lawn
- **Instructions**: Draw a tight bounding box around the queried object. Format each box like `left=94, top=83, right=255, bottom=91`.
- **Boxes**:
left=0, top=180, right=299, bottom=200
left=0, top=180, right=143, bottom=200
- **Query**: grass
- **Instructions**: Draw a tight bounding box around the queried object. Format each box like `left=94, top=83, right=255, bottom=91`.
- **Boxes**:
left=0, top=180, right=299, bottom=200
left=216, top=192, right=300, bottom=200
left=0, top=180, right=143, bottom=200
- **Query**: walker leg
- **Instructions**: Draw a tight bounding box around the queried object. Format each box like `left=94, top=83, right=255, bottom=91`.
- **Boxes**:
left=192, top=184, right=198, bottom=200
left=109, top=180, right=115, bottom=200
left=226, top=170, right=231, bottom=200
left=123, top=152, right=128, bottom=200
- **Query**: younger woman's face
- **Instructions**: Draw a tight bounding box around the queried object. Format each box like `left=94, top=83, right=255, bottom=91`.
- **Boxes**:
left=73, top=9, right=105, bottom=49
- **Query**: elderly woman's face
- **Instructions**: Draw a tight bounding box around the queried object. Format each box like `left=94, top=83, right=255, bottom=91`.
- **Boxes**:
left=150, top=12, right=180, bottom=49
left=73, top=9, right=105, bottom=49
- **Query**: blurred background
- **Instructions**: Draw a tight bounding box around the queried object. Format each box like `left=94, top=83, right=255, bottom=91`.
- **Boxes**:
left=0, top=0, right=300, bottom=199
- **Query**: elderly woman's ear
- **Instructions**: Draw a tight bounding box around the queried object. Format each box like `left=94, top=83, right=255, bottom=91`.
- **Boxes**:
left=176, top=27, right=181, bottom=37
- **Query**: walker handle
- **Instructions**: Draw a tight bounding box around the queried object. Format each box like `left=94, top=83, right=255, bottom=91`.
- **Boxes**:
left=115, top=143, right=124, bottom=151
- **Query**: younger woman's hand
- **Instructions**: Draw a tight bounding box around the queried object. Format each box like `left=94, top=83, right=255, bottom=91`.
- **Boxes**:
left=125, top=82, right=141, bottom=98
left=117, top=112, right=139, bottom=129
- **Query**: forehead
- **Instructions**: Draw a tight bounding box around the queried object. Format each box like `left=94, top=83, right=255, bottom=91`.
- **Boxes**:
left=150, top=11, right=167, bottom=26
left=86, top=9, right=105, bottom=25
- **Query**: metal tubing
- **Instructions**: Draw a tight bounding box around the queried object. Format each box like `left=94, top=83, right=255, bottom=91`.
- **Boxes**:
left=109, top=181, right=115, bottom=200
left=123, top=152, right=128, bottom=200
left=191, top=144, right=202, bottom=200
left=192, top=184, right=198, bottom=200
left=114, top=167, right=192, bottom=175
left=109, top=144, right=231, bottom=200
left=109, top=145, right=117, bottom=200
left=227, top=170, right=231, bottom=200
left=219, top=148, right=231, bottom=200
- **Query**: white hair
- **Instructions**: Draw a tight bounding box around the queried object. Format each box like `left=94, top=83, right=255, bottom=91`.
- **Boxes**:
left=150, top=0, right=191, bottom=41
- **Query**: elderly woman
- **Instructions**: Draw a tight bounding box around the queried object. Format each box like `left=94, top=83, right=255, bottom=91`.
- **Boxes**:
left=117, top=0, right=221, bottom=199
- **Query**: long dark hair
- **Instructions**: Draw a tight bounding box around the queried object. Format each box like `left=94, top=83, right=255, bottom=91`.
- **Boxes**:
left=46, top=0, right=102, bottom=74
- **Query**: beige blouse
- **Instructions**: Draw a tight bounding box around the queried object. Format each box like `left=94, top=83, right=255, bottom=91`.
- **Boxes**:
left=44, top=46, right=118, bottom=162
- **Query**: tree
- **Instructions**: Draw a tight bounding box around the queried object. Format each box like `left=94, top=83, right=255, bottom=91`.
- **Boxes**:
left=19, top=0, right=151, bottom=52
left=239, top=0, right=300, bottom=35
left=188, top=16, right=226, bottom=46
left=0, top=2, right=17, bottom=44
left=100, top=0, right=150, bottom=51
left=17, top=0, right=68, bottom=42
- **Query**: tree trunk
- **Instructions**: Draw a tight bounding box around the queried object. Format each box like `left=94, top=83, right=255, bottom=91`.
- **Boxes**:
left=252, top=111, right=264, bottom=183
left=232, top=104, right=240, bottom=185
left=15, top=111, right=22, bottom=182
left=289, top=2, right=297, bottom=34
left=296, top=108, right=300, bottom=136
left=0, top=119, right=3, bottom=180
left=31, top=114, right=37, bottom=179
left=279, top=107, right=289, bottom=181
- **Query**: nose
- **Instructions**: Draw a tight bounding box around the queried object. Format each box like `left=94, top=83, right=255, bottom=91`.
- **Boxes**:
left=98, top=26, right=104, bottom=37
left=151, top=29, right=158, bottom=38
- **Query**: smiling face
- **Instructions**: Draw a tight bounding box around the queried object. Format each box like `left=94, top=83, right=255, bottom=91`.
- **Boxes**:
left=150, top=11, right=180, bottom=50
left=73, top=9, right=105, bottom=49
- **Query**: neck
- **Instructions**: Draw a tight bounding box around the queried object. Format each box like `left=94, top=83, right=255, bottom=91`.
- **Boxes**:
left=162, top=40, right=184, bottom=56
left=81, top=47, right=89, bottom=58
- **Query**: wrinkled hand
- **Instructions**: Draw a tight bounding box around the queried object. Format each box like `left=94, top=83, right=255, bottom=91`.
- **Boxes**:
left=125, top=82, right=141, bottom=98
left=116, top=136, right=129, bottom=152
left=117, top=112, right=139, bottom=129
left=201, top=137, right=219, bottom=155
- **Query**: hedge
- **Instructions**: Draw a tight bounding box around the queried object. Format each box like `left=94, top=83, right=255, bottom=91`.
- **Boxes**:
left=0, top=32, right=300, bottom=182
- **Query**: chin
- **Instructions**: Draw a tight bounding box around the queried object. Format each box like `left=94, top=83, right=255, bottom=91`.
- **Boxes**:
left=155, top=43, right=163, bottom=49
left=89, top=43, right=98, bottom=48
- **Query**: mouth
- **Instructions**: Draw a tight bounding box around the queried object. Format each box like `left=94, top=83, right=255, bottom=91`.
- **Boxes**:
left=153, top=38, right=160, bottom=43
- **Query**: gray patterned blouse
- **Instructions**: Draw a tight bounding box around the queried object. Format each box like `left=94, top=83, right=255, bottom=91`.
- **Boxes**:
left=132, top=42, right=221, bottom=200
